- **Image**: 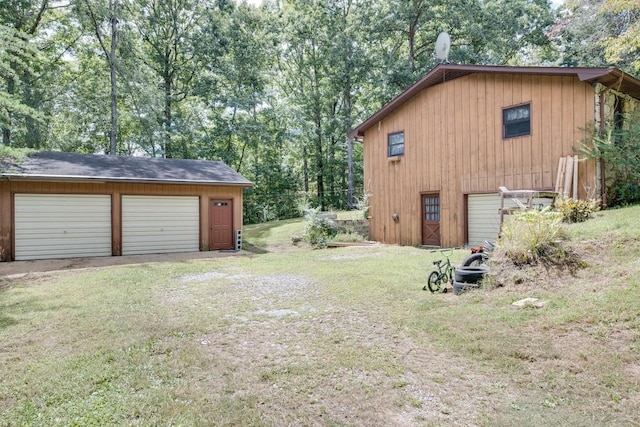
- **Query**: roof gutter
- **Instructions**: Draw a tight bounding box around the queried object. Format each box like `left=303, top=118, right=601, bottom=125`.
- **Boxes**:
left=1, top=173, right=254, bottom=187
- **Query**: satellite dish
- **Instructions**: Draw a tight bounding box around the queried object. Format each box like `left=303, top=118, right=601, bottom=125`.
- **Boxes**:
left=435, top=32, right=451, bottom=63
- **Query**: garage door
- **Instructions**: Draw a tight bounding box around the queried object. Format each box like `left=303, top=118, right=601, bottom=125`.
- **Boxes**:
left=467, top=193, right=553, bottom=247
left=14, top=194, right=112, bottom=260
left=467, top=194, right=503, bottom=247
left=122, top=195, right=199, bottom=255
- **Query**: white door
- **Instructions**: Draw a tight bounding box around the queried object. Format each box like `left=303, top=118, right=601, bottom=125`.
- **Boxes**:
left=467, top=194, right=503, bottom=247
left=122, top=195, right=199, bottom=255
left=14, top=194, right=112, bottom=260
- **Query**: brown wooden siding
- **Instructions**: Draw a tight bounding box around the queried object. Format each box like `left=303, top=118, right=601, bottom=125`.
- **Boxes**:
left=363, top=73, right=598, bottom=247
left=0, top=180, right=243, bottom=261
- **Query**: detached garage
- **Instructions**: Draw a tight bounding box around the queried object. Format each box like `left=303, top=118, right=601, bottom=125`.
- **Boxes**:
left=0, top=151, right=253, bottom=262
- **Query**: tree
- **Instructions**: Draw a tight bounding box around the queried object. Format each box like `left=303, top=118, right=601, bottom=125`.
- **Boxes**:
left=602, top=0, right=640, bottom=73
left=0, top=0, right=50, bottom=147
left=77, top=0, right=121, bottom=155
left=134, top=0, right=203, bottom=158
left=0, top=26, right=42, bottom=146
left=555, top=0, right=639, bottom=73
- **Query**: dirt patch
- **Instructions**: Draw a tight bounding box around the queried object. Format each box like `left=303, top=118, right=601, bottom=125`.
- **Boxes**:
left=164, top=268, right=521, bottom=425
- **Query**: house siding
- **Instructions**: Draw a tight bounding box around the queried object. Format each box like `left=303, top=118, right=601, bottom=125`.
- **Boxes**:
left=363, top=73, right=598, bottom=247
left=0, top=180, right=243, bottom=261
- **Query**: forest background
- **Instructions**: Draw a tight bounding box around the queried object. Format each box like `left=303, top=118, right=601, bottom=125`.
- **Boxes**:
left=1, top=0, right=639, bottom=224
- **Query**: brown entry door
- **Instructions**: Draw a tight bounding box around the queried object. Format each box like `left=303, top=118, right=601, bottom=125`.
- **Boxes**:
left=422, top=193, right=441, bottom=247
left=209, top=200, right=234, bottom=250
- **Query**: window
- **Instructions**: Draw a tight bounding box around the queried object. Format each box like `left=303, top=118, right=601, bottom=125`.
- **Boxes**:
left=503, top=104, right=531, bottom=139
left=388, top=131, right=404, bottom=157
left=423, top=195, right=440, bottom=221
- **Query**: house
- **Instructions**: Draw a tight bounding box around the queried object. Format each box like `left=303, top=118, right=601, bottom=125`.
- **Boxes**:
left=0, top=151, right=253, bottom=261
left=348, top=64, right=640, bottom=248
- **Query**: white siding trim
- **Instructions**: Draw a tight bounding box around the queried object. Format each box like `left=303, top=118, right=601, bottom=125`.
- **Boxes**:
left=122, top=195, right=199, bottom=255
left=14, top=194, right=112, bottom=260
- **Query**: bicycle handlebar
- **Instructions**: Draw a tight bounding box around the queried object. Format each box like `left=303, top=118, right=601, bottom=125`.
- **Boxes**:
left=438, top=248, right=454, bottom=257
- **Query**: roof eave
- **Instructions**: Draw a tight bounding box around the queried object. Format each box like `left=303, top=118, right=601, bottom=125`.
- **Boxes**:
left=348, top=65, right=640, bottom=138
left=1, top=174, right=254, bottom=187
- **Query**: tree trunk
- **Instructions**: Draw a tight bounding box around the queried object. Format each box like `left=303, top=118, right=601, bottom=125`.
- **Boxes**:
left=163, top=64, right=172, bottom=158
left=303, top=145, right=309, bottom=193
left=2, top=63, right=16, bottom=146
left=344, top=66, right=354, bottom=209
left=109, top=0, right=118, bottom=155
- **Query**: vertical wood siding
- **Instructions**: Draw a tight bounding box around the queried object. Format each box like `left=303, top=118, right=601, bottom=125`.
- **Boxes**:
left=363, top=73, right=597, bottom=247
left=0, top=181, right=244, bottom=261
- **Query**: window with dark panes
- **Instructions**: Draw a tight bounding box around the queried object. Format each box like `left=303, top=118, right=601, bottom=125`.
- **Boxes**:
left=503, top=104, right=531, bottom=138
left=388, top=131, right=404, bottom=157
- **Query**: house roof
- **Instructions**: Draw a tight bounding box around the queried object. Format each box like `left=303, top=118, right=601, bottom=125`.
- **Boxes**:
left=348, top=64, right=640, bottom=138
left=0, top=151, right=253, bottom=186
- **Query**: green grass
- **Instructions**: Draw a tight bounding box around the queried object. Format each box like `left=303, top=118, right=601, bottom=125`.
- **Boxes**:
left=1, top=206, right=639, bottom=425
left=243, top=218, right=304, bottom=251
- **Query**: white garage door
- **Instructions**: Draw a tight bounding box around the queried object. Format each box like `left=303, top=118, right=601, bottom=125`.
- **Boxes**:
left=122, top=195, right=199, bottom=255
left=14, top=194, right=112, bottom=260
left=467, top=193, right=553, bottom=247
left=467, top=194, right=503, bottom=247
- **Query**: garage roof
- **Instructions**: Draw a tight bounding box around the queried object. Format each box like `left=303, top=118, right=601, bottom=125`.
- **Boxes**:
left=0, top=151, right=253, bottom=186
left=348, top=64, right=640, bottom=138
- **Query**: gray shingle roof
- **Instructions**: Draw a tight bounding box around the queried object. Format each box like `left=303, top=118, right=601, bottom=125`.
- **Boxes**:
left=1, top=151, right=253, bottom=186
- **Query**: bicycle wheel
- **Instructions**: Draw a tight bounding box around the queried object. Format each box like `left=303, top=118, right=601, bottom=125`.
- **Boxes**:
left=427, top=271, right=442, bottom=293
left=446, top=265, right=455, bottom=284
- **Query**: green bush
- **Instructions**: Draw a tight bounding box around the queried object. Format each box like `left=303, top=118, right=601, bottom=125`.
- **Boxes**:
left=333, top=231, right=364, bottom=243
left=498, top=208, right=565, bottom=266
left=302, top=207, right=338, bottom=248
left=555, top=197, right=600, bottom=223
left=581, top=113, right=640, bottom=207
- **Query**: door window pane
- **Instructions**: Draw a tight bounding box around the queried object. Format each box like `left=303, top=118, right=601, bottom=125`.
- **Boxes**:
left=424, top=196, right=440, bottom=221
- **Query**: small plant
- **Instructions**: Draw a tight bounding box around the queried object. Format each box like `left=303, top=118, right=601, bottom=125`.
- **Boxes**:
left=498, top=208, right=565, bottom=266
left=554, top=197, right=600, bottom=223
left=356, top=192, right=372, bottom=219
left=332, top=231, right=364, bottom=243
left=302, top=206, right=337, bottom=248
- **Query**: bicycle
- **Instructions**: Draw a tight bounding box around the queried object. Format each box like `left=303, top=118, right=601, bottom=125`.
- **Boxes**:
left=422, top=248, right=455, bottom=293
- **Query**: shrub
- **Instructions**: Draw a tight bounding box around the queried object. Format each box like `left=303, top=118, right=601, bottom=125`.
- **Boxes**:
left=581, top=113, right=640, bottom=207
left=333, top=231, right=364, bottom=243
left=302, top=206, right=338, bottom=248
left=498, top=208, right=565, bottom=266
left=356, top=192, right=371, bottom=219
left=555, top=197, right=600, bottom=223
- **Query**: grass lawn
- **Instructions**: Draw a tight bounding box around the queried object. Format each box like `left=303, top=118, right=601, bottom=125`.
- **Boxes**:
left=1, top=206, right=639, bottom=425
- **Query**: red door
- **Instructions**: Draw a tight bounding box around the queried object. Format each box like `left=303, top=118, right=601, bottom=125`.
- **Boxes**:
left=422, top=193, right=441, bottom=247
left=209, top=200, right=234, bottom=250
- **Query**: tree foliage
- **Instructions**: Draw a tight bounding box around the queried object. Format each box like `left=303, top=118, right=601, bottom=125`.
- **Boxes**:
left=2, top=0, right=637, bottom=222
left=581, top=112, right=640, bottom=207
left=555, top=0, right=640, bottom=73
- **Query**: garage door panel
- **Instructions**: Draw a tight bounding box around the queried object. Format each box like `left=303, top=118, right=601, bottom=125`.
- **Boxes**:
left=14, top=194, right=112, bottom=260
left=467, top=193, right=553, bottom=247
left=122, top=196, right=199, bottom=255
